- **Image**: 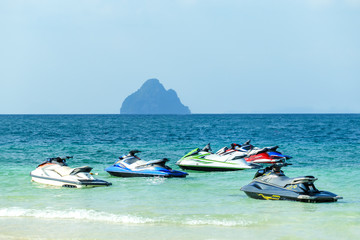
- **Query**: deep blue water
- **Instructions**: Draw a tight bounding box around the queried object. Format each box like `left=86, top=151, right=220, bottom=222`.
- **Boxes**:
left=1, top=114, right=359, bottom=167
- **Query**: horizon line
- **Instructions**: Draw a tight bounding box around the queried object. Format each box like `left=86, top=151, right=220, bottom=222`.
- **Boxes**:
left=0, top=113, right=359, bottom=116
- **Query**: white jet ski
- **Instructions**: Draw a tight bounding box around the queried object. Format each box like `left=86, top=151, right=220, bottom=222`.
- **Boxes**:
left=176, top=144, right=260, bottom=171
left=30, top=156, right=112, bottom=188
left=218, top=140, right=292, bottom=164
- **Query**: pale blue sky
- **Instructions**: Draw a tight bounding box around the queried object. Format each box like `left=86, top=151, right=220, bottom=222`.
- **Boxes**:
left=1, top=0, right=359, bottom=114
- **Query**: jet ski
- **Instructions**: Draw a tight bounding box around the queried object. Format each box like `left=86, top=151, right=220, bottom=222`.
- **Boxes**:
left=240, top=162, right=342, bottom=203
left=224, top=140, right=292, bottom=164
left=105, top=150, right=188, bottom=178
left=30, top=156, right=112, bottom=188
left=176, top=144, right=260, bottom=171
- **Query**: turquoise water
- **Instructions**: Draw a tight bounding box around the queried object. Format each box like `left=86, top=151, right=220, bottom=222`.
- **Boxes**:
left=0, top=114, right=359, bottom=240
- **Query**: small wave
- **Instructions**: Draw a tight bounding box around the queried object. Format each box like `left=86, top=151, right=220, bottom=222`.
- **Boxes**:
left=0, top=207, right=255, bottom=227
left=0, top=207, right=154, bottom=224
left=185, top=219, right=255, bottom=227
left=146, top=177, right=166, bottom=185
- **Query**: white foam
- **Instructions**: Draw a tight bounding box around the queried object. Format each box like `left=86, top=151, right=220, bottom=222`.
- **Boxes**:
left=185, top=219, right=255, bottom=227
left=0, top=207, right=154, bottom=224
left=146, top=177, right=166, bottom=185
left=0, top=207, right=255, bottom=227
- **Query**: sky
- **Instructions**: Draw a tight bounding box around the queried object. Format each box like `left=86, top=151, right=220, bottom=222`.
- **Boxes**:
left=0, top=0, right=359, bottom=114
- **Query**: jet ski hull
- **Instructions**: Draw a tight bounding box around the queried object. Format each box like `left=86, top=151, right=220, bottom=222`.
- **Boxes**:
left=178, top=165, right=249, bottom=171
left=177, top=160, right=259, bottom=172
left=105, top=166, right=188, bottom=178
left=245, top=152, right=291, bottom=164
left=31, top=173, right=112, bottom=188
left=241, top=181, right=342, bottom=203
left=177, top=147, right=260, bottom=172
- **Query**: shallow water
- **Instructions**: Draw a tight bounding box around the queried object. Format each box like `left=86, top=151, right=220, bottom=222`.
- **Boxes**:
left=0, top=114, right=359, bottom=240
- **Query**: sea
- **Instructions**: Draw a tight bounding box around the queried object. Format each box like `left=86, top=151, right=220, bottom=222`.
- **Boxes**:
left=0, top=114, right=359, bottom=240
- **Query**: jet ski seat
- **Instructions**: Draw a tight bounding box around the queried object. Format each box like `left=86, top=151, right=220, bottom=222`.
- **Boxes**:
left=54, top=166, right=92, bottom=176
left=269, top=175, right=318, bottom=188
left=136, top=159, right=169, bottom=168
left=54, top=166, right=75, bottom=177
left=230, top=153, right=247, bottom=160
left=216, top=147, right=228, bottom=155
left=290, top=176, right=317, bottom=184
left=70, top=166, right=93, bottom=175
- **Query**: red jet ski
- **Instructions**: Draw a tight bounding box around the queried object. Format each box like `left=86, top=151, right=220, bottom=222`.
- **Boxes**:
left=220, top=140, right=292, bottom=164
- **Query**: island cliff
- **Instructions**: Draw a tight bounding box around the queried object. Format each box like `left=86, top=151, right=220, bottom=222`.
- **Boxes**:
left=120, top=79, right=191, bottom=114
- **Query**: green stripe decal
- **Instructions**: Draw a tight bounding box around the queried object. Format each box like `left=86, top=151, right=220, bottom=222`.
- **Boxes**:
left=184, top=157, right=241, bottom=165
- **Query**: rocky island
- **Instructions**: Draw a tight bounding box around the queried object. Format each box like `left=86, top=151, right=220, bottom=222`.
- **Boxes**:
left=120, top=79, right=191, bottom=114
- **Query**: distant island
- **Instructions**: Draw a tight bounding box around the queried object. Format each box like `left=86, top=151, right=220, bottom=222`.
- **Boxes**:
left=120, top=79, right=191, bottom=114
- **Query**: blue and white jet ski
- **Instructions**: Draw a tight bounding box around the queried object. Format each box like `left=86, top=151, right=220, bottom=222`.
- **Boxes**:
left=105, top=150, right=188, bottom=178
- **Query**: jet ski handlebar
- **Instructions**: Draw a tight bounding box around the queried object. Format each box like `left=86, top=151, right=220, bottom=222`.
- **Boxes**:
left=38, top=156, right=72, bottom=167
left=202, top=143, right=212, bottom=152
left=47, top=156, right=73, bottom=161
left=254, top=162, right=293, bottom=178
left=270, top=162, right=292, bottom=171
left=129, top=150, right=141, bottom=156
left=261, top=162, right=291, bottom=172
left=243, top=140, right=251, bottom=145
left=273, top=162, right=292, bottom=167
